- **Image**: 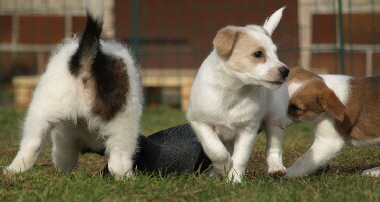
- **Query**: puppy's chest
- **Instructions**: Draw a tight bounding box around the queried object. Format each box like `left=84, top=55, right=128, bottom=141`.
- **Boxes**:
left=210, top=94, right=265, bottom=126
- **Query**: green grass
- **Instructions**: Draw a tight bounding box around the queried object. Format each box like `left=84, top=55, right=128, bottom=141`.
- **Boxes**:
left=2, top=107, right=380, bottom=202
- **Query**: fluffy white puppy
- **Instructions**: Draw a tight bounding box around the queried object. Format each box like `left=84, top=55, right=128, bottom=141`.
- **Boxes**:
left=187, top=7, right=292, bottom=182
left=4, top=0, right=143, bottom=180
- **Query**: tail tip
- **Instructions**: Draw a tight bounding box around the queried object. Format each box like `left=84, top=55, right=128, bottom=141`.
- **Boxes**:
left=86, top=0, right=104, bottom=23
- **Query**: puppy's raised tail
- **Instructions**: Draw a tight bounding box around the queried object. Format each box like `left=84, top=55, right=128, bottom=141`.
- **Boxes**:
left=69, top=0, right=104, bottom=76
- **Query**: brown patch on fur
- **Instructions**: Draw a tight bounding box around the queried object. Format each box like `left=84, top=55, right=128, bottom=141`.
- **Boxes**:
left=335, top=77, right=380, bottom=141
left=317, top=90, right=346, bottom=122
left=288, top=81, right=330, bottom=122
left=91, top=53, right=129, bottom=122
left=227, top=31, right=268, bottom=73
left=213, top=26, right=241, bottom=57
left=287, top=66, right=322, bottom=83
left=287, top=67, right=345, bottom=122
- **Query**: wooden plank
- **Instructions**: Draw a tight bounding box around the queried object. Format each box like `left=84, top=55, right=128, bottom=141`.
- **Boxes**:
left=12, top=73, right=195, bottom=111
left=12, top=76, right=40, bottom=87
left=143, top=76, right=194, bottom=87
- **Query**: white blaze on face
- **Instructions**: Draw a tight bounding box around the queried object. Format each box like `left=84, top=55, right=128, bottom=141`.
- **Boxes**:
left=287, top=81, right=304, bottom=98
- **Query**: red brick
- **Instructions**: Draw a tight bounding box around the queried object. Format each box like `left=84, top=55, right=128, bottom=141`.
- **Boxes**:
left=311, top=52, right=367, bottom=76
left=343, top=13, right=380, bottom=44
left=71, top=16, right=87, bottom=36
left=312, top=14, right=336, bottom=44
left=19, top=15, right=64, bottom=44
left=0, top=15, right=12, bottom=43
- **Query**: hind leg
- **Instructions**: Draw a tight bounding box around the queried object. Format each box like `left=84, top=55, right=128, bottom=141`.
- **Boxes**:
left=5, top=111, right=52, bottom=174
left=5, top=82, right=76, bottom=174
left=104, top=116, right=140, bottom=180
left=51, top=124, right=80, bottom=172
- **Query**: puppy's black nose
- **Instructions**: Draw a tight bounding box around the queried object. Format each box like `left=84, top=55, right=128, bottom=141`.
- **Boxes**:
left=280, top=67, right=289, bottom=78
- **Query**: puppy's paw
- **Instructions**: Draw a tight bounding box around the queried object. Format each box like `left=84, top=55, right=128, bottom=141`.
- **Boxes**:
left=3, top=165, right=25, bottom=175
left=227, top=174, right=242, bottom=183
left=361, top=167, right=380, bottom=177
left=113, top=171, right=134, bottom=181
left=268, top=165, right=286, bottom=177
left=284, top=169, right=307, bottom=179
left=227, top=167, right=244, bottom=183
left=212, top=157, right=232, bottom=177
left=3, top=166, right=12, bottom=175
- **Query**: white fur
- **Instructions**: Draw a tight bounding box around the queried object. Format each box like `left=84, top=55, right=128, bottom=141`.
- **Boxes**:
left=86, top=0, right=104, bottom=24
left=285, top=115, right=346, bottom=177
left=263, top=7, right=285, bottom=36
left=4, top=10, right=143, bottom=179
left=187, top=8, right=292, bottom=183
left=321, top=75, right=351, bottom=105
left=287, top=82, right=303, bottom=98
left=361, top=166, right=380, bottom=177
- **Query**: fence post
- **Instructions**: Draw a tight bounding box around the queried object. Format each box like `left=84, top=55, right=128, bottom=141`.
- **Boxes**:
left=133, top=0, right=140, bottom=60
left=337, top=0, right=345, bottom=74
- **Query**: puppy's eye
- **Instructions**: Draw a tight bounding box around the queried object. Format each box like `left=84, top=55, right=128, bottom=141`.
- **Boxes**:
left=289, top=105, right=301, bottom=112
left=253, top=51, right=263, bottom=58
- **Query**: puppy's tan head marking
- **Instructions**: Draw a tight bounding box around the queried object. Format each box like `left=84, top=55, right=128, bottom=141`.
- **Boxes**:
left=287, top=67, right=346, bottom=122
left=212, top=7, right=288, bottom=89
left=213, top=26, right=241, bottom=57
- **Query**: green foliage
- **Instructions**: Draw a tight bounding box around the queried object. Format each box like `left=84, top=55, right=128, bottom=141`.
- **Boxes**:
left=2, top=107, right=380, bottom=202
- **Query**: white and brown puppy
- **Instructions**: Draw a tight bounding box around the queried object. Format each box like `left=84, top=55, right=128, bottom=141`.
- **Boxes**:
left=187, top=7, right=292, bottom=182
left=285, top=66, right=380, bottom=177
left=4, top=0, right=143, bottom=179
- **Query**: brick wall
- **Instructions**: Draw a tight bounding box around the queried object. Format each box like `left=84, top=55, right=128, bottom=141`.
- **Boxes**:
left=114, top=0, right=298, bottom=71
left=311, top=13, right=380, bottom=76
left=0, top=14, right=86, bottom=82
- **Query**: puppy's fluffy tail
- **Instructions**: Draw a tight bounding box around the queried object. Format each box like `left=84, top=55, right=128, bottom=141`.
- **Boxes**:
left=81, top=0, right=104, bottom=58
left=69, top=0, right=104, bottom=75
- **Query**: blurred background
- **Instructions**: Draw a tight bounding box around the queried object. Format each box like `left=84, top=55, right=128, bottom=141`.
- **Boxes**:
left=0, top=0, right=379, bottom=111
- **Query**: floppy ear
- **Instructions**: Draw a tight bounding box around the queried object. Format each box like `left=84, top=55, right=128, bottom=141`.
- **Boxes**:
left=213, top=26, right=240, bottom=57
left=263, top=7, right=285, bottom=36
left=317, top=90, right=346, bottom=122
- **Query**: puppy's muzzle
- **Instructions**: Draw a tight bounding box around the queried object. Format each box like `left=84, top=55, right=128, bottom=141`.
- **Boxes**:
left=279, top=66, right=289, bottom=79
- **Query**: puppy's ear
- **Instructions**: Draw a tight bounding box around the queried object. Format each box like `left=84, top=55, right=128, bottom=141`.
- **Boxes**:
left=317, top=90, right=346, bottom=122
left=263, top=7, right=285, bottom=36
left=213, top=27, right=240, bottom=57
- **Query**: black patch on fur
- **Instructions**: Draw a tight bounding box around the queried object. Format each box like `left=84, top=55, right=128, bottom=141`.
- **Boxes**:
left=91, top=51, right=129, bottom=121
left=69, top=13, right=103, bottom=76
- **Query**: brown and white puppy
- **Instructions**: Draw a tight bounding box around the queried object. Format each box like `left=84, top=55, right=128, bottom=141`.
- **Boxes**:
left=285, top=66, right=380, bottom=177
left=4, top=0, right=143, bottom=180
left=187, top=7, right=292, bottom=183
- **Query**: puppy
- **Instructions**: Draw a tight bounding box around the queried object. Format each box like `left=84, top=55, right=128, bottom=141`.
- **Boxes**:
left=186, top=7, right=292, bottom=182
left=285, top=66, right=380, bottom=177
left=4, top=0, right=143, bottom=180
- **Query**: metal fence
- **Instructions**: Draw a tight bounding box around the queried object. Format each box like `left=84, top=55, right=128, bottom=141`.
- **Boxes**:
left=0, top=0, right=379, bottom=109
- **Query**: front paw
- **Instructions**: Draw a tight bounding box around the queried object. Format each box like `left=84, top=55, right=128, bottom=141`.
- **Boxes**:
left=268, top=165, right=286, bottom=177
left=212, top=157, right=232, bottom=176
left=227, top=166, right=244, bottom=183
left=3, top=164, right=26, bottom=175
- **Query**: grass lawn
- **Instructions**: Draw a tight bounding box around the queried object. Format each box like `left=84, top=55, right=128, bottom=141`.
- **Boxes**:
left=1, top=106, right=380, bottom=202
